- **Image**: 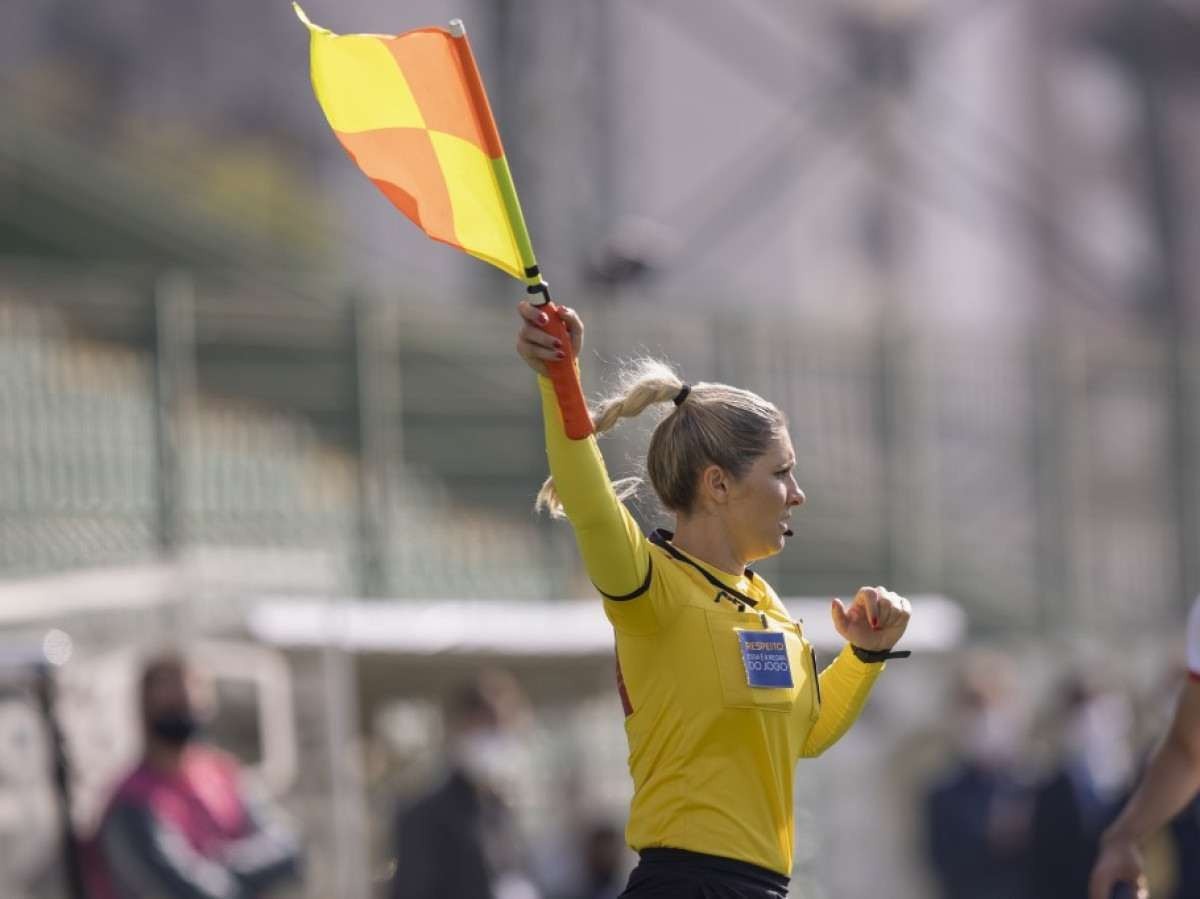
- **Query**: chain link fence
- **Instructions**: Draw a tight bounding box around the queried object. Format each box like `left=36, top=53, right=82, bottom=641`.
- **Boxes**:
left=0, top=262, right=1195, bottom=898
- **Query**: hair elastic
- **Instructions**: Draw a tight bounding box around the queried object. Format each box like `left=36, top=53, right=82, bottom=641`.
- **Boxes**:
left=673, top=384, right=691, bottom=407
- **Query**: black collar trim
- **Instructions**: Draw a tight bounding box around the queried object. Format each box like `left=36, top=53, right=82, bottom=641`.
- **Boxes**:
left=648, top=529, right=759, bottom=609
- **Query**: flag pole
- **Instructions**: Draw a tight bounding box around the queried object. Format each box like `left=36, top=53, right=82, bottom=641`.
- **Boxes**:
left=447, top=19, right=539, bottom=282
left=448, top=18, right=593, bottom=439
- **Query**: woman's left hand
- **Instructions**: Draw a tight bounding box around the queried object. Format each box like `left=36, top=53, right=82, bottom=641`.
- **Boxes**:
left=831, top=586, right=911, bottom=652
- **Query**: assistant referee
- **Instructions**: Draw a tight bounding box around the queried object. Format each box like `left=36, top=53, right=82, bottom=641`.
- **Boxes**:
left=517, top=301, right=911, bottom=898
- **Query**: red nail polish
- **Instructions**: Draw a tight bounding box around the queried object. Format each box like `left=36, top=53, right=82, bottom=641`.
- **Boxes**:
left=555, top=351, right=565, bottom=359
left=539, top=315, right=548, bottom=325
left=553, top=339, right=563, bottom=349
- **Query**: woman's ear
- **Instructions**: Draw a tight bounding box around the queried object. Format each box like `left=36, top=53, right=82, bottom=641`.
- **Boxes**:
left=699, top=464, right=730, bottom=506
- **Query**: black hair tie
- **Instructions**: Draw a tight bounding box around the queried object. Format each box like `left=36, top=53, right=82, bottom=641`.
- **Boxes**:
left=673, top=384, right=691, bottom=407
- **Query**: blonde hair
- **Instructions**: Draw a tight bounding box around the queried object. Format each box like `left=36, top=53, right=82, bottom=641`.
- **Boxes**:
left=536, top=359, right=785, bottom=518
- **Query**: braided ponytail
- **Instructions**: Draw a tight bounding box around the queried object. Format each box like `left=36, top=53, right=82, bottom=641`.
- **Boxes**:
left=535, top=359, right=681, bottom=517
left=536, top=359, right=784, bottom=519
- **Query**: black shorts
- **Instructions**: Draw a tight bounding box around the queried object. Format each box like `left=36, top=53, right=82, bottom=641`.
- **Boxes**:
left=619, top=847, right=790, bottom=899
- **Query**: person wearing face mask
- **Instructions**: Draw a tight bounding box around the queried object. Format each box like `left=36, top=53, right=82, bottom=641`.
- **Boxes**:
left=1029, top=674, right=1136, bottom=899
left=86, top=652, right=302, bottom=899
left=924, top=652, right=1033, bottom=899
left=516, top=302, right=911, bottom=898
left=391, top=671, right=540, bottom=899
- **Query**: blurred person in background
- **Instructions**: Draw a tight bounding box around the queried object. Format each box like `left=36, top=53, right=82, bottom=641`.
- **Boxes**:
left=1090, top=596, right=1200, bottom=899
left=1030, top=672, right=1135, bottom=899
left=390, top=670, right=540, bottom=899
left=86, top=651, right=302, bottom=899
left=557, top=822, right=626, bottom=899
left=517, top=302, right=911, bottom=899
left=924, top=650, right=1032, bottom=899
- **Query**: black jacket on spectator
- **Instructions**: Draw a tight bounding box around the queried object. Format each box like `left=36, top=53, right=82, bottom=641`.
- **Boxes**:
left=926, top=762, right=1031, bottom=899
left=1029, top=762, right=1123, bottom=899
left=391, top=769, right=528, bottom=899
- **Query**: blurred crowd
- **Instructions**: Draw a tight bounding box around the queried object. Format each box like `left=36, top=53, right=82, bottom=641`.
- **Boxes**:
left=68, top=654, right=627, bottom=899
left=923, top=650, right=1197, bottom=899
left=57, top=644, right=1197, bottom=899
left=387, top=670, right=626, bottom=899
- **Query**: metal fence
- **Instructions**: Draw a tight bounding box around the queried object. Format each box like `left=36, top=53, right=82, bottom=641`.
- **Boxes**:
left=0, top=261, right=1196, bottom=899
left=0, top=261, right=1196, bottom=631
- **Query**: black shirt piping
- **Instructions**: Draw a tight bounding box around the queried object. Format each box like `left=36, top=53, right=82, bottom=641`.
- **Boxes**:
left=596, top=559, right=653, bottom=601
left=648, top=528, right=759, bottom=609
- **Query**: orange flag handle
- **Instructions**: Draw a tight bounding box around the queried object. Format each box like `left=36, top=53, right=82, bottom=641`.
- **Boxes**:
left=528, top=280, right=593, bottom=440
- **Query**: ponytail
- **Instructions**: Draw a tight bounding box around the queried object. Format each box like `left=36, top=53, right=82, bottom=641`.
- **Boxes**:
left=535, top=359, right=681, bottom=518
left=537, top=360, right=784, bottom=518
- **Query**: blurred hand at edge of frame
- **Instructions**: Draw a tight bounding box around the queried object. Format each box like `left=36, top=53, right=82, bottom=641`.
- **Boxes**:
left=831, top=586, right=911, bottom=652
left=1090, top=837, right=1149, bottom=899
left=516, top=300, right=584, bottom=377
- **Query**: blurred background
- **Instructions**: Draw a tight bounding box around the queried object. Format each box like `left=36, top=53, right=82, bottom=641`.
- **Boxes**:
left=0, top=0, right=1197, bottom=897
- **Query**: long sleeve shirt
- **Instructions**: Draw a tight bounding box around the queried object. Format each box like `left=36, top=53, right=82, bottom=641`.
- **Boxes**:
left=539, top=375, right=884, bottom=876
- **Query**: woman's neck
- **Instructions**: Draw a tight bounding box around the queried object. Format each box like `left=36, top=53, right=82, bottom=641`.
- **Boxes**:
left=671, top=514, right=746, bottom=576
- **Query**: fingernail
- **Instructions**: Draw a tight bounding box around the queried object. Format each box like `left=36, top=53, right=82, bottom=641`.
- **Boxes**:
left=555, top=351, right=565, bottom=359
left=553, top=338, right=563, bottom=349
left=539, top=315, right=548, bottom=325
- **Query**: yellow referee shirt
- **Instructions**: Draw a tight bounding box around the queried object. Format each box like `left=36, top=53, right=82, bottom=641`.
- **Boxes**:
left=539, top=376, right=885, bottom=877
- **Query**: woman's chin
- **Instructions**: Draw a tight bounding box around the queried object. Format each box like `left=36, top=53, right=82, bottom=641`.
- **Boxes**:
left=754, top=540, right=785, bottom=562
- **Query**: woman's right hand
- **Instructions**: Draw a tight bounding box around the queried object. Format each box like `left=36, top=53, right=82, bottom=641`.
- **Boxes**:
left=516, top=300, right=584, bottom=376
left=1090, top=837, right=1148, bottom=899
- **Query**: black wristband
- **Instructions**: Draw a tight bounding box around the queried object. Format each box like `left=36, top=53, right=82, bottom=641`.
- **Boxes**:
left=851, top=645, right=911, bottom=664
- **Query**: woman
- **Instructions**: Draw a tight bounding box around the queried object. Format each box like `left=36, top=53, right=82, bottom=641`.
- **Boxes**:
left=517, top=300, right=911, bottom=898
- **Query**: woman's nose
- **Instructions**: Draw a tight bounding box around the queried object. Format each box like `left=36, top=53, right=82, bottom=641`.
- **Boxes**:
left=790, top=485, right=805, bottom=507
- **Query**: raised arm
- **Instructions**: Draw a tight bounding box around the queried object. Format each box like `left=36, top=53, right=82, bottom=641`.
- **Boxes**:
left=517, top=301, right=651, bottom=604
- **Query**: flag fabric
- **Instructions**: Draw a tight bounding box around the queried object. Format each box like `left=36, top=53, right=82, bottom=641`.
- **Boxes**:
left=295, top=4, right=529, bottom=278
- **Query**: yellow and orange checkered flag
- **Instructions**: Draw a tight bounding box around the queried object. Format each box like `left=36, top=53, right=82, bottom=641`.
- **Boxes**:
left=295, top=2, right=529, bottom=275
left=295, top=4, right=592, bottom=439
